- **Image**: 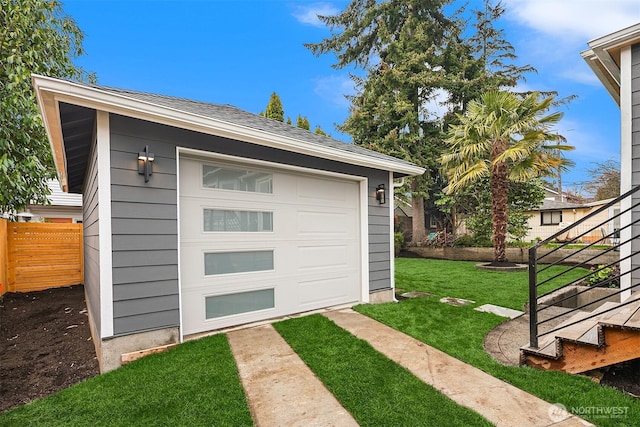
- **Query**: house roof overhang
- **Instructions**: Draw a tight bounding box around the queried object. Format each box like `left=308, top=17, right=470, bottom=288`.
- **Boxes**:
left=581, top=23, right=640, bottom=105
left=32, top=75, right=425, bottom=193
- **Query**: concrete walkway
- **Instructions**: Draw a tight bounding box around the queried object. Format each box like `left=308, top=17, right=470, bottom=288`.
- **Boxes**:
left=227, top=309, right=592, bottom=427
left=227, top=324, right=358, bottom=427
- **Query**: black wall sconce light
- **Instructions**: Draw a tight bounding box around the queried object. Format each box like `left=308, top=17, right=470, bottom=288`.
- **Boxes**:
left=376, top=184, right=386, bottom=204
left=138, top=145, right=155, bottom=183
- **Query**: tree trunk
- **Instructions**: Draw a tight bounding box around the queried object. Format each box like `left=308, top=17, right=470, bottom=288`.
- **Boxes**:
left=411, top=179, right=426, bottom=244
left=491, top=138, right=509, bottom=263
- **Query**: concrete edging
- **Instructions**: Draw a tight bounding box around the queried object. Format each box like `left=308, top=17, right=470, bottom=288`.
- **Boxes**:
left=404, top=246, right=618, bottom=265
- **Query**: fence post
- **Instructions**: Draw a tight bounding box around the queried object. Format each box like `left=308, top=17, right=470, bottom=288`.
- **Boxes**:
left=528, top=245, right=538, bottom=349
left=0, top=219, right=7, bottom=295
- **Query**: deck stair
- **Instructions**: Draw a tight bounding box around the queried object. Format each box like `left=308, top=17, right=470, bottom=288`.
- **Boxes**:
left=521, top=293, right=640, bottom=373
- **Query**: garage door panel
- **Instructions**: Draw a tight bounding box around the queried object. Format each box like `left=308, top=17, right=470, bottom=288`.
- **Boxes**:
left=297, top=245, right=351, bottom=271
left=179, top=156, right=362, bottom=335
left=297, top=274, right=358, bottom=306
left=296, top=175, right=355, bottom=205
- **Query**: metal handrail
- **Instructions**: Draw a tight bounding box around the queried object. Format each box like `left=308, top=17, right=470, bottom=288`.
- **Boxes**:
left=528, top=186, right=640, bottom=349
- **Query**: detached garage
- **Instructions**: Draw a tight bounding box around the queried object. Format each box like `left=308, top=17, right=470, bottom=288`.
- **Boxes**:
left=33, top=75, right=425, bottom=372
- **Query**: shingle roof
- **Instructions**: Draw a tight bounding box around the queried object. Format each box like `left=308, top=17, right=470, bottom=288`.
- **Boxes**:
left=91, top=84, right=418, bottom=169
left=539, top=199, right=582, bottom=210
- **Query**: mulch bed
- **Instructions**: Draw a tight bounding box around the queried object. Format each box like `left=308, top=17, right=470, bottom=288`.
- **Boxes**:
left=0, top=285, right=99, bottom=413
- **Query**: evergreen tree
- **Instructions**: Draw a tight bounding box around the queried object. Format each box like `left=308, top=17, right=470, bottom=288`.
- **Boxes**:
left=307, top=0, right=539, bottom=243
left=308, top=0, right=456, bottom=242
left=264, top=92, right=284, bottom=122
left=314, top=126, right=327, bottom=136
left=296, top=115, right=310, bottom=130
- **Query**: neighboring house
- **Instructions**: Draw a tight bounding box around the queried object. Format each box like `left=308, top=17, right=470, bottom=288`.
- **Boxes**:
left=26, top=180, right=83, bottom=223
left=3, top=180, right=83, bottom=223
left=581, top=22, right=640, bottom=298
left=523, top=198, right=620, bottom=243
left=32, top=75, right=424, bottom=372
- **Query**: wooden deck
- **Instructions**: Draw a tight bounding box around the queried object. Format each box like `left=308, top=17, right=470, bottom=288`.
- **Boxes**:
left=521, top=292, right=640, bottom=373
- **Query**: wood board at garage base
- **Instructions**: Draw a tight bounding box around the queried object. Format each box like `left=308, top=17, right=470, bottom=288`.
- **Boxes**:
left=6, top=222, right=83, bottom=292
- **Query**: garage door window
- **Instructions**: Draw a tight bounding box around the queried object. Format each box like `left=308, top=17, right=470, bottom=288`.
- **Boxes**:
left=205, top=250, right=274, bottom=275
left=204, top=209, right=273, bottom=232
left=202, top=164, right=273, bottom=193
left=205, top=289, right=275, bottom=319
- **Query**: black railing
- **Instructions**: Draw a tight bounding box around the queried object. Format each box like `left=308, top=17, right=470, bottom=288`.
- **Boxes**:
left=528, top=186, right=640, bottom=349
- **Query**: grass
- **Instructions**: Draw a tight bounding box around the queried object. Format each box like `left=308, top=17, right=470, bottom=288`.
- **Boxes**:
left=2, top=258, right=637, bottom=426
left=395, top=257, right=586, bottom=310
left=358, top=258, right=640, bottom=427
left=0, top=334, right=252, bottom=427
left=274, top=314, right=492, bottom=427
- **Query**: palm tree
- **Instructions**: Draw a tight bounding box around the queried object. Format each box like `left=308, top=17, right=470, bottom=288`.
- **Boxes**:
left=441, top=90, right=574, bottom=264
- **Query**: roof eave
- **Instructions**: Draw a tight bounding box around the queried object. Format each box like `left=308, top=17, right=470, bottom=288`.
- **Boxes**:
left=581, top=23, right=640, bottom=107
left=32, top=75, right=425, bottom=181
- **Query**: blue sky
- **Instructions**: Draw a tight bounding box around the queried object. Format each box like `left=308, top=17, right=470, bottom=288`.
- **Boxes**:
left=63, top=0, right=639, bottom=193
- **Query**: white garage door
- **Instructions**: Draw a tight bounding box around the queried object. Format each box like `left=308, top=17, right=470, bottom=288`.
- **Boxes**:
left=179, top=156, right=362, bottom=335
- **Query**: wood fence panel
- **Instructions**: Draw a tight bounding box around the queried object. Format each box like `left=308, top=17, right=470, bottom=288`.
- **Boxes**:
left=0, top=219, right=7, bottom=295
left=7, top=222, right=83, bottom=292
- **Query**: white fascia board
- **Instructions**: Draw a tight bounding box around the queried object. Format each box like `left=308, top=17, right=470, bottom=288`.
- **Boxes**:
left=581, top=23, right=640, bottom=106
left=32, top=75, right=425, bottom=177
left=33, top=77, right=69, bottom=190
left=581, top=49, right=621, bottom=105
left=587, top=23, right=640, bottom=52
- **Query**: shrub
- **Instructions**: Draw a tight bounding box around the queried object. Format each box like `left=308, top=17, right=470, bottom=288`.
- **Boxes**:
left=394, top=232, right=405, bottom=256
left=453, top=234, right=491, bottom=247
left=586, top=264, right=620, bottom=288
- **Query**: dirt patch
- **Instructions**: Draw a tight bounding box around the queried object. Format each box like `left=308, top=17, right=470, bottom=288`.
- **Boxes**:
left=0, top=285, right=99, bottom=413
left=601, top=359, right=640, bottom=397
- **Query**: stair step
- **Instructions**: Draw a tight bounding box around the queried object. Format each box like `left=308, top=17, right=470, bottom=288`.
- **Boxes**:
left=521, top=338, right=557, bottom=358
left=625, top=308, right=640, bottom=329
left=552, top=302, right=617, bottom=342
left=599, top=297, right=640, bottom=327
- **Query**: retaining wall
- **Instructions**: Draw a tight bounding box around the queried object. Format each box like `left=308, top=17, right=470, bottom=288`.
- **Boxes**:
left=403, top=246, right=618, bottom=266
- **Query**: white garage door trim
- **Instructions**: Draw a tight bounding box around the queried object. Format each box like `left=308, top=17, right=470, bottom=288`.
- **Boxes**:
left=176, top=147, right=370, bottom=340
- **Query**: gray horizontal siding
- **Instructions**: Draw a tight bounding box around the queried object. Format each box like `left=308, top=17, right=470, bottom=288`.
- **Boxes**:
left=111, top=202, right=177, bottom=219
left=113, top=280, right=178, bottom=300
left=112, top=265, right=178, bottom=285
left=110, top=114, right=179, bottom=336
left=112, top=250, right=177, bottom=267
left=113, top=310, right=180, bottom=335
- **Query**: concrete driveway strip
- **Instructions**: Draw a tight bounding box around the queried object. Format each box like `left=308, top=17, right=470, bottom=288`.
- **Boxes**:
left=324, top=309, right=592, bottom=427
left=227, top=324, right=358, bottom=427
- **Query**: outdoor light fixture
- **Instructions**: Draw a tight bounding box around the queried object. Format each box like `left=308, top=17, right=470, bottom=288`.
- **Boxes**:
left=138, top=145, right=155, bottom=183
left=376, top=184, right=386, bottom=204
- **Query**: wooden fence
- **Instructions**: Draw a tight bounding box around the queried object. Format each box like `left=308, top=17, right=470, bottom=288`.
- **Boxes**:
left=0, top=219, right=83, bottom=294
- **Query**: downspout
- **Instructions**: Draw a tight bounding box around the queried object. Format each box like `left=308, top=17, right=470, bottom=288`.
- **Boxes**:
left=392, top=177, right=404, bottom=302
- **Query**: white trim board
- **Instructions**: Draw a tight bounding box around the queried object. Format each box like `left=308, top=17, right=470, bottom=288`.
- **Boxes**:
left=96, top=111, right=114, bottom=338
left=32, top=74, right=425, bottom=192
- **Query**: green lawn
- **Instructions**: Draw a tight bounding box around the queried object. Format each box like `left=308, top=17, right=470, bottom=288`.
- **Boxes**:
left=2, top=258, right=638, bottom=427
left=0, top=334, right=252, bottom=427
left=358, top=258, right=640, bottom=427
left=395, top=257, right=585, bottom=309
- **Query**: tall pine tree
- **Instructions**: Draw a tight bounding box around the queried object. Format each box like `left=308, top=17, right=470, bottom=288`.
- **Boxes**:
left=264, top=92, right=284, bottom=122
left=308, top=0, right=538, bottom=242
left=308, top=0, right=456, bottom=242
